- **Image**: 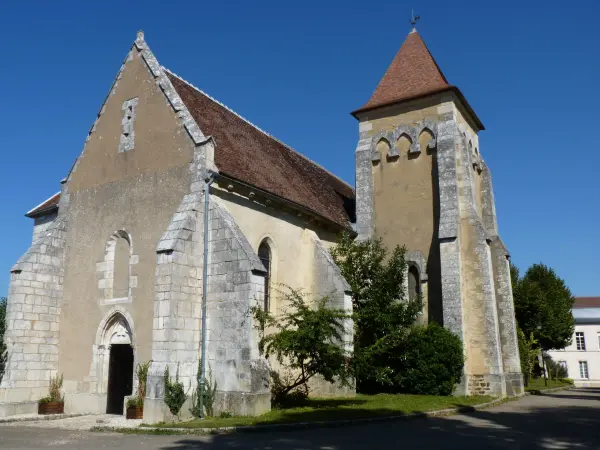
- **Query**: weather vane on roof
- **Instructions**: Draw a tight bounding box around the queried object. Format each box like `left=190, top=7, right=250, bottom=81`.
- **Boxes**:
left=410, top=9, right=420, bottom=30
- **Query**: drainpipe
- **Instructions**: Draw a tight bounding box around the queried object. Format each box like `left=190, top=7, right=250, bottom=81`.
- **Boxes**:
left=199, top=171, right=215, bottom=418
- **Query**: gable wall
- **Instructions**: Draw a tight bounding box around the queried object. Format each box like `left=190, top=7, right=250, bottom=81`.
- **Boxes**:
left=58, top=48, right=195, bottom=387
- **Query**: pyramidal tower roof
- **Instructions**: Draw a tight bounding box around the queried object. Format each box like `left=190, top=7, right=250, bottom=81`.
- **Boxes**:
left=352, top=29, right=484, bottom=129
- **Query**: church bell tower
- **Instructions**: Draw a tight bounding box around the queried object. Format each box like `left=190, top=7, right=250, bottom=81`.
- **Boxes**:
left=352, top=26, right=524, bottom=397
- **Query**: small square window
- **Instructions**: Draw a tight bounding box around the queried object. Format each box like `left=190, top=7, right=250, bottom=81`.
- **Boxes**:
left=576, top=332, right=586, bottom=351
left=579, top=361, right=589, bottom=379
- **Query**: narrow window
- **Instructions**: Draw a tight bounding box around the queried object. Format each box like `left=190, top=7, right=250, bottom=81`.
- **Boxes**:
left=597, top=332, right=600, bottom=350
left=579, top=361, right=589, bottom=379
left=407, top=265, right=420, bottom=303
left=576, top=332, right=586, bottom=351
left=119, top=98, right=138, bottom=153
left=258, top=241, right=271, bottom=312
left=113, top=234, right=130, bottom=298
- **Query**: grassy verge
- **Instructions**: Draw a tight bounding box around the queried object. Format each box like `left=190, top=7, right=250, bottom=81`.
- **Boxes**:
left=525, top=378, right=572, bottom=392
left=152, top=394, right=494, bottom=429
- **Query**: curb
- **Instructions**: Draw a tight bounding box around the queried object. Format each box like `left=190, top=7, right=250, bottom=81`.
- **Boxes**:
left=0, top=413, right=89, bottom=424
left=523, top=385, right=572, bottom=396
left=93, top=397, right=507, bottom=436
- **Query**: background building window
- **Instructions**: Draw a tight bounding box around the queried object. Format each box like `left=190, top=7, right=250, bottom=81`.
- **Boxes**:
left=558, top=360, right=568, bottom=378
left=579, top=361, right=589, bottom=379
left=576, top=332, right=586, bottom=351
left=258, top=241, right=271, bottom=312
left=597, top=332, right=600, bottom=350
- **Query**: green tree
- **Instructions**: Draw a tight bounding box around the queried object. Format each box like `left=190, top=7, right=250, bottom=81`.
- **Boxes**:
left=514, top=264, right=575, bottom=351
left=253, top=287, right=351, bottom=403
left=331, top=234, right=422, bottom=392
left=517, top=327, right=538, bottom=386
left=0, top=297, right=6, bottom=383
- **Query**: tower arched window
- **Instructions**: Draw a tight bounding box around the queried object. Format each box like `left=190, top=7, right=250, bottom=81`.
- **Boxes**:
left=258, top=241, right=272, bottom=312
left=407, top=265, right=421, bottom=303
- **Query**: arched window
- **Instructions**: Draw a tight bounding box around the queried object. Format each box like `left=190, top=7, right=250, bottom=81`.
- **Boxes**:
left=407, top=265, right=421, bottom=303
left=258, top=241, right=272, bottom=311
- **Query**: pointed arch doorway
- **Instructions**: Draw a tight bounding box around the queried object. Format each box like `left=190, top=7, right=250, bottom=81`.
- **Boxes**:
left=103, top=314, right=135, bottom=414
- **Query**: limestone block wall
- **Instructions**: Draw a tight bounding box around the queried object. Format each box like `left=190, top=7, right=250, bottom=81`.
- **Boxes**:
left=206, top=196, right=270, bottom=416
left=0, top=211, right=67, bottom=414
left=354, top=96, right=523, bottom=398
left=308, top=231, right=354, bottom=397
left=32, top=212, right=58, bottom=243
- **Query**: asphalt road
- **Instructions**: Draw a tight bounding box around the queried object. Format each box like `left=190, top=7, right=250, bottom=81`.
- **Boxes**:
left=1, top=388, right=599, bottom=449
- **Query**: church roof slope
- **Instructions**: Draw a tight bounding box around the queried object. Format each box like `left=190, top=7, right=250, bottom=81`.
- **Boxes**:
left=356, top=30, right=449, bottom=113
left=25, top=192, right=60, bottom=218
left=352, top=30, right=484, bottom=129
left=166, top=70, right=355, bottom=229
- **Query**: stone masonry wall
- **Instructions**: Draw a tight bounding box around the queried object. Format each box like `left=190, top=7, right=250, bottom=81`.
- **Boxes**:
left=32, top=212, right=58, bottom=243
left=0, top=197, right=68, bottom=415
left=206, top=197, right=271, bottom=416
left=307, top=231, right=354, bottom=397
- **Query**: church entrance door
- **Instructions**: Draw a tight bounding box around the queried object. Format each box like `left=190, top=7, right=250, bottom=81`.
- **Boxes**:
left=106, top=344, right=134, bottom=414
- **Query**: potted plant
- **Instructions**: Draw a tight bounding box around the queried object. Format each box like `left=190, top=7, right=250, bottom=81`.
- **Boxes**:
left=126, top=360, right=151, bottom=419
left=38, top=373, right=64, bottom=415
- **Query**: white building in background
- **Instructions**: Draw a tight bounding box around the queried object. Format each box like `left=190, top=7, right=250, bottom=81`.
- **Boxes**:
left=548, top=297, right=600, bottom=387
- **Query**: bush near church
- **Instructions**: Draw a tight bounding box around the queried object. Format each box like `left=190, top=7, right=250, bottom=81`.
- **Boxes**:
left=395, top=324, right=464, bottom=396
left=331, top=234, right=464, bottom=396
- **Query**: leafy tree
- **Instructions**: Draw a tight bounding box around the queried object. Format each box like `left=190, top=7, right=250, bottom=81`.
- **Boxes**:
left=331, top=234, right=422, bottom=392
left=517, top=327, right=539, bottom=387
left=0, top=297, right=6, bottom=384
left=253, top=287, right=351, bottom=403
left=513, top=264, right=575, bottom=351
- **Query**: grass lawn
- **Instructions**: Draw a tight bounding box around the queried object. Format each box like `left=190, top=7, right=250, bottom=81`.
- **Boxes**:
left=525, top=378, right=573, bottom=392
left=152, top=394, right=494, bottom=429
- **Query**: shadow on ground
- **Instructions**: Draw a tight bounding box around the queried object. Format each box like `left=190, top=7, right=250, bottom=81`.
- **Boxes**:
left=156, top=390, right=600, bottom=450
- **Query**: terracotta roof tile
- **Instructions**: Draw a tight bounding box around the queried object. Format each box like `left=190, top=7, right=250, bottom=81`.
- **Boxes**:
left=166, top=71, right=355, bottom=229
left=573, top=297, right=600, bottom=308
left=355, top=30, right=450, bottom=113
left=25, top=192, right=60, bottom=218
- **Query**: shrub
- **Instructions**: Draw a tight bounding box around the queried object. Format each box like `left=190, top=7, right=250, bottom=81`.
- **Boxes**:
left=163, top=365, right=186, bottom=419
left=270, top=370, right=309, bottom=407
left=394, top=324, right=464, bottom=396
left=126, top=396, right=142, bottom=409
left=190, top=359, right=217, bottom=418
left=253, top=286, right=352, bottom=402
left=48, top=373, right=64, bottom=402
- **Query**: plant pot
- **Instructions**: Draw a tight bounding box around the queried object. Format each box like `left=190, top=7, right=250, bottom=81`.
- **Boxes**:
left=126, top=406, right=143, bottom=419
left=38, top=401, right=64, bottom=415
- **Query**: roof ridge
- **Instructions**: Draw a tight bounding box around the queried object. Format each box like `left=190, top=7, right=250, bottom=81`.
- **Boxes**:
left=162, top=67, right=354, bottom=192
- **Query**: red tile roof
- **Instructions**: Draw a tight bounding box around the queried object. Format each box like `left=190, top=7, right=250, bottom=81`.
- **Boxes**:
left=357, top=30, right=450, bottom=112
left=166, top=71, right=355, bottom=229
left=352, top=30, right=484, bottom=129
left=26, top=70, right=356, bottom=229
left=25, top=192, right=60, bottom=218
left=574, top=297, right=600, bottom=308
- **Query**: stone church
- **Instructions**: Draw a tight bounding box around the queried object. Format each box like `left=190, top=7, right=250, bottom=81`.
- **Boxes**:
left=0, top=27, right=522, bottom=420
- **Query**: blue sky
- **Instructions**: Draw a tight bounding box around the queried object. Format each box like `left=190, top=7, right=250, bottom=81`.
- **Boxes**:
left=0, top=0, right=598, bottom=297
